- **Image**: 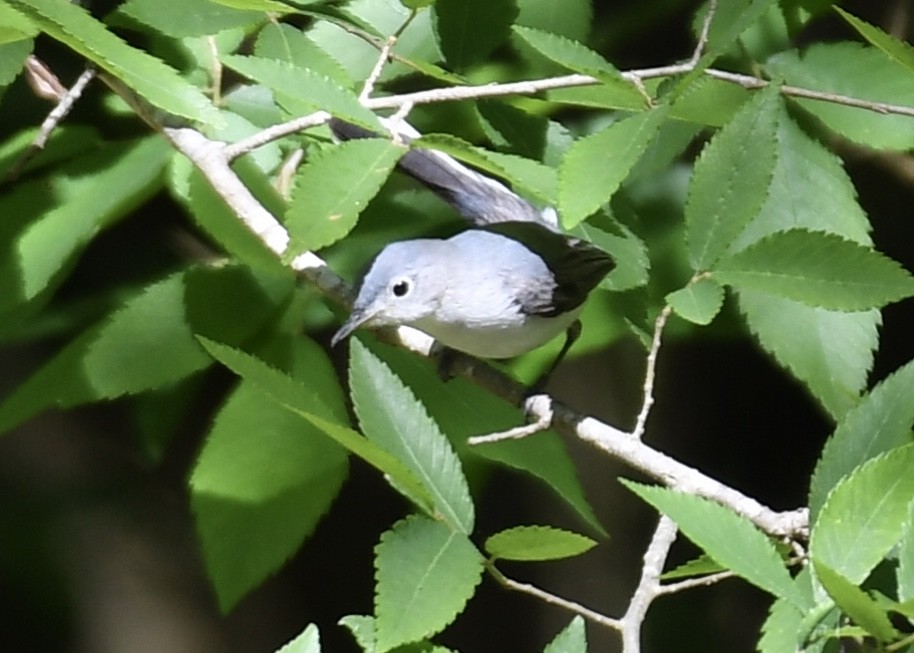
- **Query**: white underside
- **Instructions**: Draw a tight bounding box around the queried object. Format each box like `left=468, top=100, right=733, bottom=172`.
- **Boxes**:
left=411, top=307, right=581, bottom=359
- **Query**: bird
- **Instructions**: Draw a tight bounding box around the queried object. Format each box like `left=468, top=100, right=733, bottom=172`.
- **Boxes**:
left=329, top=117, right=614, bottom=389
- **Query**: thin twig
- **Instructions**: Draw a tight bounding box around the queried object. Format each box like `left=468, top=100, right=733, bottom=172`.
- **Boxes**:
left=487, top=563, right=622, bottom=631
left=468, top=394, right=554, bottom=445
left=621, top=516, right=679, bottom=653
left=690, top=0, right=718, bottom=66
left=207, top=36, right=223, bottom=106
left=5, top=64, right=97, bottom=181
left=223, top=110, right=331, bottom=161
left=656, top=570, right=734, bottom=596
left=274, top=147, right=303, bottom=200
left=222, top=61, right=914, bottom=160
left=360, top=35, right=397, bottom=102
left=631, top=305, right=671, bottom=440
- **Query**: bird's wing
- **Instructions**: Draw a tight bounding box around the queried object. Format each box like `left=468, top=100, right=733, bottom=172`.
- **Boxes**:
left=480, top=221, right=615, bottom=317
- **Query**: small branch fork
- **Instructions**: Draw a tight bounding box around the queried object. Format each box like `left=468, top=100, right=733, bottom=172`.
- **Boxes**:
left=5, top=60, right=96, bottom=182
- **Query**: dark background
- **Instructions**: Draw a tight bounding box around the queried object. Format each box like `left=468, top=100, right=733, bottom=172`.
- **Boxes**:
left=2, top=1, right=914, bottom=651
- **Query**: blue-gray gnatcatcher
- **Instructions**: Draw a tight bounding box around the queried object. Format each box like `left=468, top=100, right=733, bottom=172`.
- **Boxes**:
left=329, top=118, right=614, bottom=385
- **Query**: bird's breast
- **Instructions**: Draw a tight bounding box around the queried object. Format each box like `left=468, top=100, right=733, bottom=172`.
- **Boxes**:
left=411, top=308, right=581, bottom=359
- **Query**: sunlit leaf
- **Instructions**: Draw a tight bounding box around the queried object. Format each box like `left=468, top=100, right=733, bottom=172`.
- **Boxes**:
left=350, top=340, right=474, bottom=534
left=433, top=0, right=518, bottom=71
left=374, top=515, right=483, bottom=651
left=666, top=277, right=725, bottom=325
left=559, top=106, right=667, bottom=228
left=485, top=525, right=596, bottom=561
left=286, top=139, right=404, bottom=255
left=811, top=444, right=914, bottom=583
left=715, top=229, right=914, bottom=310
left=766, top=43, right=914, bottom=150
left=685, top=84, right=779, bottom=270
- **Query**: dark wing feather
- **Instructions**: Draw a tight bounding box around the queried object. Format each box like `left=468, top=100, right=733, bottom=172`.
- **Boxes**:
left=481, top=221, right=614, bottom=317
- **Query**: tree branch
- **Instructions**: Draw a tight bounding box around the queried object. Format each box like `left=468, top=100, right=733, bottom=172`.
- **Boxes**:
left=621, top=516, right=679, bottom=653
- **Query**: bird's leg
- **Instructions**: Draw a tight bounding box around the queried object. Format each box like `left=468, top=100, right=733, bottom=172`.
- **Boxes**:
left=435, top=345, right=460, bottom=382
left=529, top=319, right=582, bottom=394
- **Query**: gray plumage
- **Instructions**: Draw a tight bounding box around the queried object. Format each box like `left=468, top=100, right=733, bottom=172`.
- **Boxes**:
left=330, top=118, right=614, bottom=367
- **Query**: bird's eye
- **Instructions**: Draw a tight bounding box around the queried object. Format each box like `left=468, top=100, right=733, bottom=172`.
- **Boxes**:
left=391, top=278, right=411, bottom=297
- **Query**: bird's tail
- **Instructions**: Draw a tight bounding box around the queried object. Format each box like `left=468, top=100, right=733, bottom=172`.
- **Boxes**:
left=329, top=117, right=554, bottom=229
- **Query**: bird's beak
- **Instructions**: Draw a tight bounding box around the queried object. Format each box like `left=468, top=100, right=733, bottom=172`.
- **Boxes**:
left=331, top=308, right=373, bottom=347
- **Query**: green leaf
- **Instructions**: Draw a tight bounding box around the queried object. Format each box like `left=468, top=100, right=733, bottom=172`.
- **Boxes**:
left=808, top=359, right=914, bottom=521
left=685, top=84, right=779, bottom=270
left=664, top=75, right=752, bottom=128
left=738, top=291, right=879, bottom=419
left=766, top=43, right=914, bottom=150
left=666, top=277, right=724, bottom=325
left=211, top=0, right=291, bottom=11
left=812, top=561, right=900, bottom=643
left=181, top=158, right=290, bottom=275
left=559, top=106, right=668, bottom=228
left=0, top=266, right=291, bottom=435
left=7, top=0, right=221, bottom=125
left=835, top=8, right=914, bottom=75
left=274, top=623, right=321, bottom=653
left=511, top=25, right=635, bottom=92
left=715, top=229, right=914, bottom=310
left=363, top=340, right=605, bottom=535
left=192, top=387, right=345, bottom=610
left=704, top=0, right=778, bottom=55
left=432, top=0, right=518, bottom=71
left=374, top=515, right=484, bottom=652
left=900, top=501, right=914, bottom=601
left=661, top=554, right=726, bottom=580
left=810, top=443, right=914, bottom=583
left=254, top=22, right=350, bottom=86
left=731, top=108, right=877, bottom=419
left=197, top=338, right=435, bottom=514
left=0, top=136, right=169, bottom=318
left=624, top=481, right=806, bottom=608
left=221, top=54, right=379, bottom=129
left=485, top=525, right=596, bottom=561
left=482, top=149, right=558, bottom=206
left=0, top=3, right=36, bottom=44
left=543, top=616, right=586, bottom=653
left=758, top=596, right=805, bottom=653
left=339, top=615, right=374, bottom=652
left=516, top=0, right=591, bottom=41
left=286, top=139, right=404, bottom=254
left=350, top=340, right=474, bottom=534
left=730, top=107, right=871, bottom=252
left=476, top=99, right=549, bottom=160
left=307, top=0, right=446, bottom=84
left=191, top=337, right=348, bottom=611
left=116, top=0, right=262, bottom=37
